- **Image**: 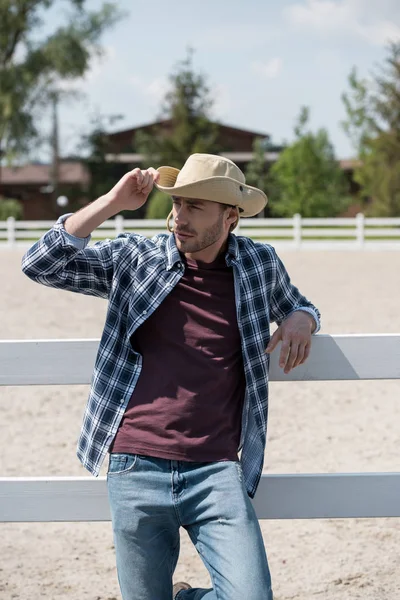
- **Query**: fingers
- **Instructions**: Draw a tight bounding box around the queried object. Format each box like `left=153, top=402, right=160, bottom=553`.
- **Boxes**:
left=280, top=340, right=298, bottom=373
left=143, top=168, right=159, bottom=195
left=148, top=167, right=160, bottom=182
left=140, top=171, right=150, bottom=192
left=293, top=343, right=306, bottom=369
left=279, top=339, right=291, bottom=370
left=282, top=341, right=311, bottom=373
left=302, top=342, right=311, bottom=364
left=265, top=328, right=281, bottom=353
left=265, top=317, right=313, bottom=373
left=134, top=168, right=159, bottom=195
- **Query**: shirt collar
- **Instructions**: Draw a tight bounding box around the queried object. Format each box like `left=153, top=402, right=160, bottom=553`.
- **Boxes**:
left=165, top=234, right=183, bottom=270
left=226, top=233, right=240, bottom=262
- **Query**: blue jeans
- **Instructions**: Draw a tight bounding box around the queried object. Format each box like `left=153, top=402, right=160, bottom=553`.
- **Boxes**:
left=107, top=454, right=273, bottom=600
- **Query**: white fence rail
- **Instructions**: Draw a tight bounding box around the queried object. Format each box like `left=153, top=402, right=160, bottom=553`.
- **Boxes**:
left=1, top=334, right=400, bottom=522
left=2, top=214, right=400, bottom=249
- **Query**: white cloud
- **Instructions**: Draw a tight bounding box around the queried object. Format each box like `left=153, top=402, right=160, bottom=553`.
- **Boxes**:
left=193, top=24, right=282, bottom=51
left=211, top=83, right=232, bottom=120
left=285, top=0, right=352, bottom=30
left=284, top=0, right=400, bottom=46
left=57, top=45, right=118, bottom=93
left=129, top=75, right=168, bottom=105
left=252, top=57, right=283, bottom=79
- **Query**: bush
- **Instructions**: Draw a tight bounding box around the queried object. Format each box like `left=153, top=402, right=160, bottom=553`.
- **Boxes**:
left=145, top=190, right=172, bottom=219
left=0, top=198, right=23, bottom=220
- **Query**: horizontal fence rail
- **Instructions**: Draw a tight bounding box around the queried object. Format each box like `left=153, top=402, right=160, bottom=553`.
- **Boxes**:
left=2, top=214, right=400, bottom=249
left=1, top=334, right=400, bottom=386
left=2, top=473, right=400, bottom=522
left=1, top=334, right=400, bottom=522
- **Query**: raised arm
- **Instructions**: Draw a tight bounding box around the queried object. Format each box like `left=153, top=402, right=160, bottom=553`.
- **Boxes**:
left=21, top=168, right=159, bottom=298
left=64, top=167, right=159, bottom=237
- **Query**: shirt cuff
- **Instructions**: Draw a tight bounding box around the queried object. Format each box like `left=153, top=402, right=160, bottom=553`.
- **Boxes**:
left=55, top=213, right=91, bottom=250
left=293, top=307, right=321, bottom=334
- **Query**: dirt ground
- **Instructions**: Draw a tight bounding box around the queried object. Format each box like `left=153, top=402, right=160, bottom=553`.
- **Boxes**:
left=1, top=248, right=399, bottom=600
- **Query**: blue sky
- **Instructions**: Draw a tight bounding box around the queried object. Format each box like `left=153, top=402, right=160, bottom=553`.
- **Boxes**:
left=43, top=0, right=400, bottom=161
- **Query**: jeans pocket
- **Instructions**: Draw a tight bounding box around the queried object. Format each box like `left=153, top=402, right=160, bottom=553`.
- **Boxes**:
left=107, top=453, right=138, bottom=476
left=234, top=460, right=244, bottom=484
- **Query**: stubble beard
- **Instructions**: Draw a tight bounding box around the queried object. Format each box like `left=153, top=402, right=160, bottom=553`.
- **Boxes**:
left=175, top=213, right=225, bottom=255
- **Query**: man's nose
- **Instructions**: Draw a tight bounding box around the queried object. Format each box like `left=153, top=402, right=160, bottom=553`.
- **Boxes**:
left=175, top=206, right=189, bottom=224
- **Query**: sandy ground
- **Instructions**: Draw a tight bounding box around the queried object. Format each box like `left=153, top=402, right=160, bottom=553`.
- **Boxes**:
left=1, top=247, right=400, bottom=600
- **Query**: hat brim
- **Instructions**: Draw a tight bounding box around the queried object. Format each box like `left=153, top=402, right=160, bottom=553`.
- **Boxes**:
left=154, top=166, right=267, bottom=218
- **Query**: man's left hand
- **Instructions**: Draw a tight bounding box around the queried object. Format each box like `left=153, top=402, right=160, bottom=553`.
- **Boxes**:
left=265, top=311, right=316, bottom=374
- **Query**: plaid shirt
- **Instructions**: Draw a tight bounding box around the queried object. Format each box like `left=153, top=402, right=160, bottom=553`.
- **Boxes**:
left=22, top=215, right=320, bottom=498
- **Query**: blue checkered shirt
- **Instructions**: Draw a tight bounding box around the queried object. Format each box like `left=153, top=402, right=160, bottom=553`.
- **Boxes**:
left=21, top=215, right=320, bottom=498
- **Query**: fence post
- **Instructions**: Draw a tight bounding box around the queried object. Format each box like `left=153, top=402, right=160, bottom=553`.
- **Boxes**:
left=115, top=215, right=124, bottom=236
left=356, top=213, right=365, bottom=248
left=7, top=217, right=16, bottom=248
left=293, top=213, right=302, bottom=249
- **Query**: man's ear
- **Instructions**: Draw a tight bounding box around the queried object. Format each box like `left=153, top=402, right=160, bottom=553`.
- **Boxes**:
left=228, top=206, right=239, bottom=232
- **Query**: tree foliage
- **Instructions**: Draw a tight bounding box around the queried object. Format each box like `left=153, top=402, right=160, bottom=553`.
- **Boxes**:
left=270, top=107, right=351, bottom=217
left=80, top=112, right=125, bottom=202
left=245, top=137, right=279, bottom=217
left=0, top=0, right=121, bottom=161
left=0, top=197, right=23, bottom=219
left=342, top=41, right=400, bottom=216
left=135, top=49, right=219, bottom=169
left=245, top=138, right=269, bottom=192
left=145, top=190, right=171, bottom=219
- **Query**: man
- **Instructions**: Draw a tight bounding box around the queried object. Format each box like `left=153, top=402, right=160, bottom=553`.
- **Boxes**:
left=22, top=153, right=320, bottom=600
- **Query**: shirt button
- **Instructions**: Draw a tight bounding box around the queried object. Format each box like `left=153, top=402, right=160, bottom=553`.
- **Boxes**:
left=143, top=310, right=147, bottom=315
left=120, top=398, right=124, bottom=404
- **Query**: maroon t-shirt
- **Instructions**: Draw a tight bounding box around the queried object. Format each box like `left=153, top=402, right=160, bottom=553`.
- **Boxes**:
left=110, top=252, right=245, bottom=461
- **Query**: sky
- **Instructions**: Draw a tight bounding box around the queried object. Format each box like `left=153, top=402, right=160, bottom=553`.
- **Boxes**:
left=41, top=0, right=400, bottom=162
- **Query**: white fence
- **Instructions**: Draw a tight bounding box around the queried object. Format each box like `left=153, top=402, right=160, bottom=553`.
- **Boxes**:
left=1, top=214, right=400, bottom=250
left=1, top=334, right=400, bottom=522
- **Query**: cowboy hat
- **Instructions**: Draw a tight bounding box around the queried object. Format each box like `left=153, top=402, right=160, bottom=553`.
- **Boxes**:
left=154, top=153, right=268, bottom=217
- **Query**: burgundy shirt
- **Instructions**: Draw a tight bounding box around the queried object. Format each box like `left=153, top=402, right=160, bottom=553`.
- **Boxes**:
left=110, top=252, right=245, bottom=461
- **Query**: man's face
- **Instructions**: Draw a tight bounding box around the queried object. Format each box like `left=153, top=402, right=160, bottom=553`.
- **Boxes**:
left=171, top=196, right=232, bottom=257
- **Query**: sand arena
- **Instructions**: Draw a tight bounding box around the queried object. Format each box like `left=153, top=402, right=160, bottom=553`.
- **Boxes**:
left=1, top=249, right=400, bottom=600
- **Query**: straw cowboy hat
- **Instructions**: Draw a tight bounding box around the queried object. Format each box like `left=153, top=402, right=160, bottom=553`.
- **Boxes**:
left=154, top=153, right=268, bottom=218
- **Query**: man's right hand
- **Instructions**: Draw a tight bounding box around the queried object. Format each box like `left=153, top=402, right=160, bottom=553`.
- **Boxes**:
left=107, top=168, right=160, bottom=212
left=64, top=167, right=161, bottom=239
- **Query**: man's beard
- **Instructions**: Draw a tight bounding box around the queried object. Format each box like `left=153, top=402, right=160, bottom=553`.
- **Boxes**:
left=175, top=212, right=225, bottom=255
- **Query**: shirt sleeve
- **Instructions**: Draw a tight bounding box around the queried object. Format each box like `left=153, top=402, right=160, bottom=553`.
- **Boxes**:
left=269, top=248, right=321, bottom=333
left=57, top=213, right=91, bottom=249
left=21, top=213, right=129, bottom=299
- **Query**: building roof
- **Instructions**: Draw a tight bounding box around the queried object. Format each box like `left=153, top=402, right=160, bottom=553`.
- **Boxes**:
left=1, top=161, right=90, bottom=185
left=107, top=118, right=270, bottom=141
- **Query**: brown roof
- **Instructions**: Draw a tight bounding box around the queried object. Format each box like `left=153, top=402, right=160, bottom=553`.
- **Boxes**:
left=107, top=118, right=270, bottom=141
left=1, top=161, right=90, bottom=185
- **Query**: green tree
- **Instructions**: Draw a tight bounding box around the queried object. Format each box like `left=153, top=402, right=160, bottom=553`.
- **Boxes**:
left=0, top=197, right=23, bottom=220
left=80, top=112, right=125, bottom=201
left=270, top=107, right=351, bottom=217
left=135, top=48, right=219, bottom=169
left=245, top=137, right=279, bottom=217
left=342, top=42, right=400, bottom=216
left=0, top=0, right=122, bottom=162
left=145, top=190, right=171, bottom=219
